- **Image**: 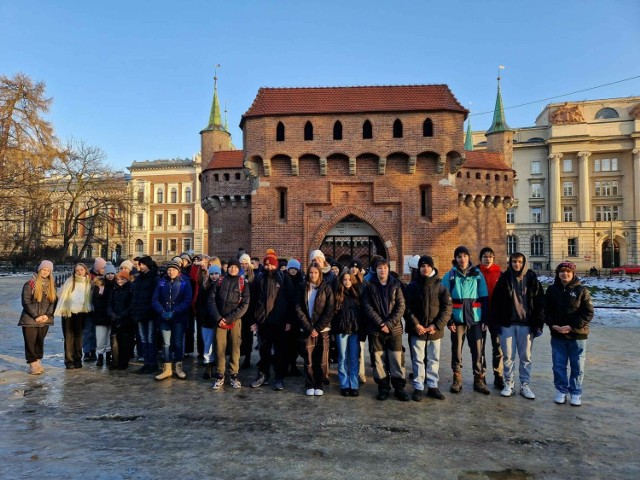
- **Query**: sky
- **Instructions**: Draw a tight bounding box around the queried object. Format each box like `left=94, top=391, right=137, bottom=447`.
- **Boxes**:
left=2, top=0, right=639, bottom=171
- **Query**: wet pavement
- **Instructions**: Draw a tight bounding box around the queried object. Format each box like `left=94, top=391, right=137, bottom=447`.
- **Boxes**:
left=1, top=275, right=639, bottom=479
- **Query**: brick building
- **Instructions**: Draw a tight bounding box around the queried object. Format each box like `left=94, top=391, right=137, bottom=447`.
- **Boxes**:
left=201, top=83, right=514, bottom=274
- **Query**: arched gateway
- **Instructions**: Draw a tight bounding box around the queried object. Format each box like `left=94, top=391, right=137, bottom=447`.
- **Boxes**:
left=320, top=215, right=387, bottom=269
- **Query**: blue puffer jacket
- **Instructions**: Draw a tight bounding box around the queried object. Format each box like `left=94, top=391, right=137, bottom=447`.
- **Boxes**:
left=151, top=274, right=193, bottom=325
left=442, top=264, right=488, bottom=326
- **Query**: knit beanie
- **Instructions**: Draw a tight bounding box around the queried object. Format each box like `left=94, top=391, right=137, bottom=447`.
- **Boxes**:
left=120, top=260, right=134, bottom=271
left=117, top=270, right=130, bottom=281
left=228, top=259, right=241, bottom=270
left=179, top=252, right=192, bottom=263
left=37, top=260, right=54, bottom=272
left=453, top=246, right=471, bottom=259
left=104, top=263, right=117, bottom=275
left=556, top=261, right=576, bottom=274
left=238, top=254, right=251, bottom=265
left=208, top=265, right=221, bottom=275
left=479, top=247, right=495, bottom=261
left=349, top=259, right=363, bottom=271
left=309, top=250, right=325, bottom=264
left=264, top=251, right=279, bottom=267
left=138, top=256, right=154, bottom=269
left=93, top=257, right=107, bottom=271
left=418, top=256, right=435, bottom=269
left=166, top=260, right=182, bottom=272
left=287, top=258, right=301, bottom=271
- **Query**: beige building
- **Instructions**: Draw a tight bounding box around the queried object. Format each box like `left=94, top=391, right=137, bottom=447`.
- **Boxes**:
left=472, top=96, right=640, bottom=272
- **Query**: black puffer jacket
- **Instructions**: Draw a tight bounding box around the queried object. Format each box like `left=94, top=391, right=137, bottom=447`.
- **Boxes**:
left=545, top=276, right=593, bottom=340
left=108, top=284, right=133, bottom=328
left=196, top=279, right=215, bottom=329
left=253, top=270, right=294, bottom=328
left=19, top=276, right=57, bottom=327
left=492, top=269, right=545, bottom=332
left=296, top=281, right=335, bottom=336
left=404, top=271, right=452, bottom=340
left=91, top=281, right=114, bottom=326
left=361, top=275, right=405, bottom=336
left=130, top=268, right=159, bottom=321
left=332, top=290, right=362, bottom=336
left=208, top=274, right=250, bottom=325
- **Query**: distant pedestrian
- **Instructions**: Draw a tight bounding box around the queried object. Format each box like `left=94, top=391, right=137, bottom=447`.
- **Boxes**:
left=19, top=260, right=57, bottom=375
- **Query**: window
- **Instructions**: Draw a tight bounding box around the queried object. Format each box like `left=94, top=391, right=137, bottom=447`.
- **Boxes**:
left=506, top=208, right=515, bottom=224
left=563, top=206, right=574, bottom=222
left=423, top=118, right=433, bottom=137
left=135, top=239, right=143, bottom=253
left=562, top=159, right=573, bottom=172
left=507, top=235, right=518, bottom=255
left=184, top=213, right=191, bottom=227
left=184, top=187, right=192, bottom=203
left=563, top=182, right=574, bottom=197
left=595, top=108, right=619, bottom=119
left=531, top=235, right=544, bottom=256
left=155, top=239, right=163, bottom=253
left=594, top=158, right=618, bottom=172
left=170, top=188, right=177, bottom=203
left=333, top=121, right=342, bottom=140
left=595, top=205, right=620, bottom=221
left=531, top=160, right=541, bottom=175
left=156, top=188, right=164, bottom=203
left=568, top=238, right=578, bottom=257
left=169, top=214, right=177, bottom=227
left=214, top=174, right=219, bottom=181
left=532, top=262, right=543, bottom=271
left=136, top=213, right=144, bottom=227
left=420, top=185, right=432, bottom=219
left=183, top=238, right=191, bottom=251
left=304, top=121, right=313, bottom=141
left=155, top=214, right=163, bottom=227
left=137, top=188, right=144, bottom=203
left=224, top=173, right=230, bottom=181
left=363, top=120, right=373, bottom=139
left=278, top=188, right=287, bottom=220
left=476, top=172, right=481, bottom=179
left=531, top=207, right=542, bottom=223
left=276, top=122, right=285, bottom=141
left=531, top=183, right=542, bottom=198
left=393, top=119, right=403, bottom=138
left=169, top=239, right=177, bottom=253
left=595, top=180, right=619, bottom=196
left=235, top=172, right=241, bottom=180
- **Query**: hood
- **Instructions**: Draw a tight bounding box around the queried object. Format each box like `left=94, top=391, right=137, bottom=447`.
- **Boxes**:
left=507, top=252, right=528, bottom=279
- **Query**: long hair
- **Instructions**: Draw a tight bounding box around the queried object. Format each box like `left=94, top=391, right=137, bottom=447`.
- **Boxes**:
left=306, top=262, right=323, bottom=287
left=335, top=271, right=359, bottom=310
left=72, top=263, right=90, bottom=292
left=33, top=270, right=57, bottom=303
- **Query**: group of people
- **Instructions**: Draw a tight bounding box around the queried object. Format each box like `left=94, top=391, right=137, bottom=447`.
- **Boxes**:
left=18, top=244, right=593, bottom=406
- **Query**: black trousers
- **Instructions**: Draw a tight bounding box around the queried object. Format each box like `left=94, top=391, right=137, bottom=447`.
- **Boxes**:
left=482, top=328, right=504, bottom=378
left=450, top=323, right=484, bottom=377
left=22, top=326, right=49, bottom=364
left=62, top=313, right=86, bottom=367
left=256, top=325, right=287, bottom=380
left=111, top=324, right=134, bottom=369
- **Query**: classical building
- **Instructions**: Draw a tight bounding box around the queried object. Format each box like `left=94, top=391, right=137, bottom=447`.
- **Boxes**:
left=471, top=96, right=640, bottom=271
left=201, top=83, right=514, bottom=274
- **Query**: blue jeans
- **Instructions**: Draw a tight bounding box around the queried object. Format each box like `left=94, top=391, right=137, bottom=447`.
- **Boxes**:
left=410, top=336, right=441, bottom=390
left=159, top=321, right=184, bottom=363
left=551, top=337, right=587, bottom=395
left=500, top=325, right=533, bottom=385
left=138, top=319, right=157, bottom=367
left=335, top=333, right=360, bottom=390
left=83, top=316, right=96, bottom=353
left=201, top=327, right=216, bottom=364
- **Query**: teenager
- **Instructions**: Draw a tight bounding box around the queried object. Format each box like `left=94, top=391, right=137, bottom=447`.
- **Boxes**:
left=107, top=271, right=134, bottom=370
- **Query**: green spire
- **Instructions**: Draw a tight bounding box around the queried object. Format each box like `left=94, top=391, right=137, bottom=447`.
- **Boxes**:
left=464, top=118, right=474, bottom=151
left=204, top=69, right=225, bottom=132
left=486, top=75, right=510, bottom=134
left=224, top=102, right=229, bottom=132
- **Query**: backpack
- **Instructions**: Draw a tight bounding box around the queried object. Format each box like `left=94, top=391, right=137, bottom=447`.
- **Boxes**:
left=217, top=275, right=245, bottom=298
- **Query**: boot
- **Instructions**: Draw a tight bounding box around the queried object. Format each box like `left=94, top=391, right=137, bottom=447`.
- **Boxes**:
left=202, top=363, right=213, bottom=380
left=35, top=359, right=44, bottom=374
left=174, top=362, right=187, bottom=380
left=450, top=372, right=462, bottom=393
left=494, top=375, right=505, bottom=390
left=106, top=351, right=113, bottom=366
left=96, top=354, right=104, bottom=367
left=155, top=362, right=172, bottom=381
left=89, top=350, right=97, bottom=361
left=28, top=361, right=42, bottom=375
left=473, top=374, right=491, bottom=395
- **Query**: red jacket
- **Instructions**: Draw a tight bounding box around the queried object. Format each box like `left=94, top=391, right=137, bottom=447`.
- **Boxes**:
left=479, top=263, right=501, bottom=304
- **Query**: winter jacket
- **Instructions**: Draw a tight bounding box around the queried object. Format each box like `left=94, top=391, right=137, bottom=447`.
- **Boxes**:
left=108, top=284, right=133, bottom=328
left=196, top=279, right=215, bottom=329
left=545, top=276, right=594, bottom=340
left=361, top=275, right=405, bottom=336
left=253, top=270, right=294, bottom=328
left=19, top=276, right=57, bottom=327
left=152, top=274, right=193, bottom=326
left=91, top=281, right=114, bottom=326
left=296, top=281, right=335, bottom=336
left=208, top=274, right=250, bottom=325
left=130, top=268, right=159, bottom=322
left=442, top=264, right=488, bottom=326
left=404, top=270, right=452, bottom=340
left=492, top=268, right=545, bottom=332
left=332, top=290, right=363, bottom=337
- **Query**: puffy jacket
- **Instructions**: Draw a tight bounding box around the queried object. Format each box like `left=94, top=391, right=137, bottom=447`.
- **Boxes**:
left=208, top=274, right=250, bottom=325
left=361, top=275, right=405, bottom=336
left=19, top=276, right=57, bottom=327
left=152, top=274, right=193, bottom=325
left=130, top=268, right=159, bottom=322
left=196, top=279, right=216, bottom=329
left=545, top=276, right=593, bottom=340
left=253, top=270, right=293, bottom=328
left=492, top=269, right=545, bottom=332
left=442, top=264, right=488, bottom=326
left=296, top=281, right=335, bottom=336
left=332, top=290, right=363, bottom=336
left=404, top=271, right=452, bottom=340
left=108, top=284, right=133, bottom=327
left=91, top=282, right=114, bottom=326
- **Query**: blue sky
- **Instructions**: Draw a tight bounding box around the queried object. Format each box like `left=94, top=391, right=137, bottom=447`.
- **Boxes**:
left=2, top=0, right=639, bottom=170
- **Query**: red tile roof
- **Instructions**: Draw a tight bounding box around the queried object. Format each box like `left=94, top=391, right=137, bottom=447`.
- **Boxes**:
left=203, top=150, right=244, bottom=171
left=463, top=151, right=512, bottom=171
left=241, top=85, right=467, bottom=126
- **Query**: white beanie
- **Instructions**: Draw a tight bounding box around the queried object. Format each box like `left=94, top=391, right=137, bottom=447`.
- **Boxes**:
left=309, top=250, right=325, bottom=263
left=239, top=254, right=251, bottom=265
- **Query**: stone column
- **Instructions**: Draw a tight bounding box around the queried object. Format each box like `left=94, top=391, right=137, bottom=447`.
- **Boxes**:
left=578, top=151, right=591, bottom=221
left=548, top=154, right=563, bottom=223
left=634, top=149, right=640, bottom=220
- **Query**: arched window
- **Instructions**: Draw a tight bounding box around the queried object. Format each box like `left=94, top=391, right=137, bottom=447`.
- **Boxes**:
left=486, top=173, right=490, bottom=180
left=235, top=172, right=241, bottom=180
left=495, top=174, right=500, bottom=181
left=595, top=108, right=619, bottom=119
left=304, top=121, right=313, bottom=141
left=506, top=235, right=518, bottom=255
left=135, top=239, right=144, bottom=253
left=184, top=187, right=191, bottom=203
left=224, top=173, right=230, bottom=181
left=393, top=119, right=403, bottom=138
left=276, top=121, right=285, bottom=141
left=423, top=118, right=433, bottom=137
left=170, top=188, right=177, bottom=203
left=333, top=121, right=342, bottom=140
left=156, top=188, right=163, bottom=203
left=531, top=235, right=544, bottom=256
left=363, top=120, right=373, bottom=139
left=214, top=174, right=219, bottom=181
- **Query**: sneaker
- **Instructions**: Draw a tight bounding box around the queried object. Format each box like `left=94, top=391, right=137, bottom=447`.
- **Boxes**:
left=394, top=389, right=410, bottom=402
left=376, top=390, right=390, bottom=401
left=554, top=392, right=567, bottom=404
left=520, top=383, right=535, bottom=400
left=412, top=390, right=424, bottom=402
left=230, top=376, right=242, bottom=389
left=314, top=389, right=324, bottom=396
left=349, top=389, right=359, bottom=397
left=251, top=372, right=267, bottom=388
left=426, top=387, right=445, bottom=400
left=211, top=376, right=224, bottom=390
left=272, top=380, right=284, bottom=391
left=501, top=382, right=515, bottom=397
left=570, top=394, right=582, bottom=406
left=340, top=388, right=350, bottom=397
left=306, top=388, right=315, bottom=396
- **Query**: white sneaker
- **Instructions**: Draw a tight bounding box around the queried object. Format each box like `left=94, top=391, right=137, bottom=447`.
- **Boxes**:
left=520, top=383, right=535, bottom=400
left=230, top=376, right=241, bottom=389
left=570, top=394, right=582, bottom=406
left=305, top=388, right=315, bottom=396
left=500, top=382, right=515, bottom=397
left=554, top=392, right=567, bottom=404
left=314, top=389, right=324, bottom=396
left=211, top=377, right=224, bottom=390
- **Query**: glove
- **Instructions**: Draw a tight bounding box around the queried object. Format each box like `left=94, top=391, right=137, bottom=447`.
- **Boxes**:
left=161, top=311, right=174, bottom=321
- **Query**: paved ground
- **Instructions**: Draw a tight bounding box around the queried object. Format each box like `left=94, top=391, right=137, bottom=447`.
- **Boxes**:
left=1, top=275, right=639, bottom=479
